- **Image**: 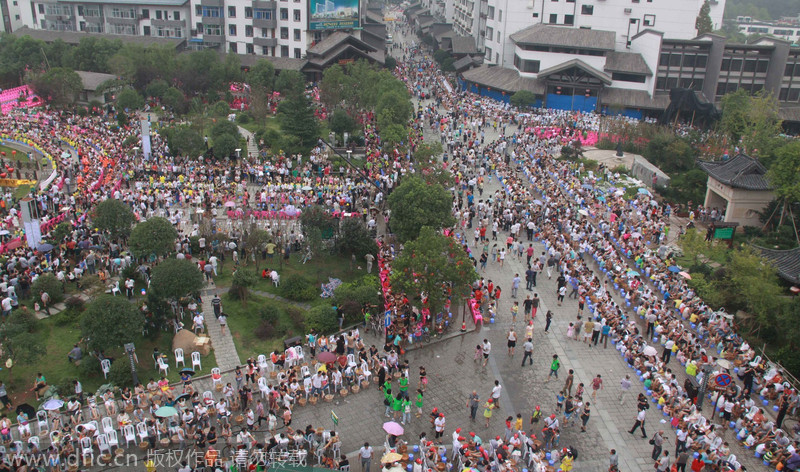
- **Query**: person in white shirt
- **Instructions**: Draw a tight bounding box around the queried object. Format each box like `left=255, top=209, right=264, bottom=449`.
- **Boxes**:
left=359, top=442, right=373, bottom=472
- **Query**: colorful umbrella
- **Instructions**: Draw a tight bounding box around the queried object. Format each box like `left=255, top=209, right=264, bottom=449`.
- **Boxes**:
left=383, top=421, right=404, bottom=436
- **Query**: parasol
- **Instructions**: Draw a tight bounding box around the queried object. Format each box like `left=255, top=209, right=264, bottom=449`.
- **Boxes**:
left=180, top=368, right=196, bottom=376
left=0, top=230, right=9, bottom=236
left=383, top=421, right=404, bottom=436
left=578, top=209, right=589, bottom=216
left=224, top=201, right=236, bottom=207
left=60, top=152, right=71, bottom=159
left=716, top=359, right=732, bottom=370
left=533, top=200, right=543, bottom=206
left=16, top=403, right=35, bottom=418
left=668, top=266, right=680, bottom=273
left=627, top=270, right=640, bottom=276
left=174, top=393, right=192, bottom=403
left=36, top=243, right=53, bottom=252
left=642, top=346, right=658, bottom=357
left=679, top=271, right=691, bottom=280
left=42, top=398, right=64, bottom=411
left=302, top=185, right=313, bottom=191
left=637, top=188, right=650, bottom=195
left=154, top=406, right=178, bottom=418
left=381, top=452, right=403, bottom=463
left=317, top=351, right=337, bottom=364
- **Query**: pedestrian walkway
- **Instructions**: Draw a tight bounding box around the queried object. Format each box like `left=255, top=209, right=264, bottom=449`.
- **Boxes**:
left=201, top=285, right=241, bottom=371
left=238, top=125, right=259, bottom=159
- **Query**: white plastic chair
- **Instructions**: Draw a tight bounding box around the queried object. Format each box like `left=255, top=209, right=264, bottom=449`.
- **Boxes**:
left=202, top=391, right=214, bottom=405
left=97, top=434, right=111, bottom=455
left=346, top=354, right=357, bottom=367
left=107, top=429, right=119, bottom=448
left=359, top=362, right=372, bottom=383
left=294, top=345, right=305, bottom=363
left=101, top=417, right=114, bottom=435
left=175, top=348, right=185, bottom=368
left=101, top=359, right=111, bottom=379
left=285, top=348, right=297, bottom=368
left=123, top=425, right=136, bottom=448
left=192, top=351, right=202, bottom=371
left=258, top=377, right=270, bottom=399
left=136, top=422, right=148, bottom=442
left=36, top=411, right=48, bottom=436
left=28, top=436, right=39, bottom=451
left=257, top=354, right=268, bottom=371
left=111, top=281, right=120, bottom=296
left=157, top=358, right=169, bottom=377
left=211, top=367, right=222, bottom=388
left=80, top=437, right=93, bottom=459
left=300, top=365, right=310, bottom=378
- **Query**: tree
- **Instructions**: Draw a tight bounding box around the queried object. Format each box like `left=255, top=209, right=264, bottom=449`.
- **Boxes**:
left=213, top=134, right=239, bottom=159
left=391, top=227, right=478, bottom=319
left=274, top=70, right=305, bottom=98
left=248, top=59, right=275, bottom=92
left=116, top=88, right=145, bottom=110
left=146, top=79, right=169, bottom=99
left=380, top=124, right=409, bottom=150
left=299, top=205, right=336, bottom=238
left=766, top=141, right=800, bottom=232
left=81, top=295, right=144, bottom=352
left=720, top=89, right=782, bottom=157
left=384, top=57, right=397, bottom=70
left=337, top=218, right=378, bottom=258
left=129, top=217, right=178, bottom=258
left=92, top=198, right=136, bottom=240
left=230, top=268, right=258, bottom=303
left=510, top=90, right=537, bottom=109
left=320, top=64, right=348, bottom=109
left=0, top=308, right=44, bottom=381
left=31, top=273, right=64, bottom=305
left=242, top=226, right=271, bottom=267
left=210, top=120, right=240, bottom=142
left=30, top=67, right=82, bottom=106
left=388, top=176, right=455, bottom=243
left=162, top=87, right=187, bottom=113
left=149, top=258, right=205, bottom=302
left=329, top=108, right=356, bottom=136
left=165, top=125, right=205, bottom=158
left=695, top=0, right=714, bottom=35
left=277, top=94, right=320, bottom=151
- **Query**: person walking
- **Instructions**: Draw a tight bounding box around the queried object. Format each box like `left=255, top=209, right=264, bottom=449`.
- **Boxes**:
left=650, top=430, right=664, bottom=460
left=591, top=374, right=603, bottom=401
left=481, top=339, right=491, bottom=367
left=491, top=380, right=502, bottom=408
left=359, top=442, right=373, bottom=472
left=629, top=408, right=647, bottom=438
left=511, top=274, right=520, bottom=298
left=483, top=399, right=495, bottom=428
left=563, top=370, right=574, bottom=397
left=579, top=402, right=591, bottom=432
left=609, top=449, right=619, bottom=472
left=544, top=310, right=553, bottom=333
left=656, top=451, right=670, bottom=472
left=506, top=328, right=517, bottom=357
left=467, top=391, right=479, bottom=421
left=546, top=354, right=560, bottom=381
left=521, top=338, right=533, bottom=366
left=619, top=375, right=631, bottom=406
left=523, top=295, right=533, bottom=320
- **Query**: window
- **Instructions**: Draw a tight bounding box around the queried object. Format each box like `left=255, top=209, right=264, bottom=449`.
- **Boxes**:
left=204, top=24, right=221, bottom=35
left=263, top=46, right=270, bottom=55
left=566, top=0, right=574, bottom=2
left=790, top=88, right=800, bottom=101
left=202, top=6, right=222, bottom=17
left=195, top=5, right=201, bottom=16
left=245, top=7, right=253, bottom=18
left=38, top=4, right=43, bottom=14
left=143, top=25, right=150, bottom=35
left=261, top=28, right=269, bottom=37
left=141, top=8, right=149, bottom=18
left=246, top=43, right=254, bottom=54
left=780, top=87, right=789, bottom=101
left=293, top=9, right=300, bottom=21
left=174, top=11, right=180, bottom=20
left=229, top=24, right=237, bottom=35
left=228, top=6, right=236, bottom=17
left=696, top=55, right=707, bottom=68
left=294, top=47, right=301, bottom=58
left=230, top=43, right=238, bottom=53
left=281, top=45, right=289, bottom=56
left=564, top=14, right=574, bottom=25
left=611, top=72, right=646, bottom=83
left=549, top=14, right=557, bottom=24
left=513, top=54, right=540, bottom=73
left=280, top=8, right=288, bottom=20
left=730, top=59, right=742, bottom=72
left=682, top=55, right=695, bottom=68
left=643, top=14, right=654, bottom=26
left=757, top=60, right=768, bottom=73
left=487, top=6, right=494, bottom=19
left=293, top=28, right=300, bottom=40
left=498, top=9, right=502, bottom=21
left=743, top=60, right=756, bottom=73
left=155, top=10, right=162, bottom=19
left=669, top=54, right=681, bottom=67
left=659, top=53, right=669, bottom=66
left=254, top=9, right=271, bottom=19
left=245, top=25, right=253, bottom=37
left=581, top=5, right=593, bottom=14
left=486, top=26, right=493, bottom=41
left=485, top=47, right=492, bottom=61
left=280, top=27, right=288, bottom=39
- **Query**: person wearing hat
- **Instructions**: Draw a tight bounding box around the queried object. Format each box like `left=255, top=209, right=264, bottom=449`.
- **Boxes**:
left=483, top=399, right=496, bottom=428
left=434, top=413, right=445, bottom=439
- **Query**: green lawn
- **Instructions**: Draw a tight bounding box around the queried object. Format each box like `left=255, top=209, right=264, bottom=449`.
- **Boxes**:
left=3, top=307, right=217, bottom=411
left=0, top=144, right=30, bottom=162
left=224, top=293, right=303, bottom=361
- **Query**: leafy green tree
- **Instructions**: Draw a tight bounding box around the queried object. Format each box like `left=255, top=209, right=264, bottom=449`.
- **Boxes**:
left=149, top=258, right=205, bottom=302
left=510, top=90, right=537, bottom=108
left=337, top=218, right=378, bottom=258
left=277, top=94, right=320, bottom=151
left=320, top=64, right=348, bottom=108
left=162, top=87, right=187, bottom=113
left=0, top=35, right=47, bottom=84
left=388, top=176, right=455, bottom=242
left=30, top=67, right=82, bottom=106
left=146, top=79, right=169, bottom=99
left=93, top=198, right=136, bottom=239
left=329, top=108, right=356, bottom=136
left=165, top=125, right=205, bottom=158
left=384, top=57, right=397, bottom=70
left=81, top=296, right=144, bottom=352
left=766, top=141, right=800, bottom=229
left=31, top=273, right=64, bottom=305
left=380, top=124, right=409, bottom=149
left=248, top=59, right=275, bottom=92
left=391, top=227, right=478, bottom=318
left=230, top=268, right=258, bottom=303
left=720, top=89, right=782, bottom=157
left=71, top=37, right=123, bottom=72
left=213, top=134, right=239, bottom=159
left=210, top=100, right=231, bottom=116
left=0, top=309, right=44, bottom=371
left=695, top=1, right=714, bottom=35
left=116, top=88, right=145, bottom=110
left=300, top=205, right=336, bottom=237
left=274, top=70, right=305, bottom=98
left=129, top=217, right=178, bottom=258
left=210, top=120, right=240, bottom=142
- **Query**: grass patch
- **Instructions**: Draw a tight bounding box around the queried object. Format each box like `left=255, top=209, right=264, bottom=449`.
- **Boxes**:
left=224, top=293, right=304, bottom=361
left=0, top=144, right=30, bottom=162
left=2, top=309, right=217, bottom=410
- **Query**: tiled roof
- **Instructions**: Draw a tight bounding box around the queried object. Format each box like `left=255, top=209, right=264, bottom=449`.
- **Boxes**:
left=537, top=58, right=612, bottom=85
left=754, top=245, right=800, bottom=284
left=13, top=26, right=185, bottom=48
left=697, top=154, right=773, bottom=191
left=599, top=88, right=670, bottom=110
left=75, top=71, right=117, bottom=91
left=461, top=65, right=544, bottom=94
left=604, top=51, right=652, bottom=76
left=451, top=36, right=477, bottom=55
left=510, top=24, right=615, bottom=51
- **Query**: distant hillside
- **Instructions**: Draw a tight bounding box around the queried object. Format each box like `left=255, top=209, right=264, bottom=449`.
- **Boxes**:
left=724, top=0, right=800, bottom=20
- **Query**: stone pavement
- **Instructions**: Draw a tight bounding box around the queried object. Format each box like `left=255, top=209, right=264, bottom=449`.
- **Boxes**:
left=201, top=283, right=242, bottom=372
left=239, top=125, right=259, bottom=160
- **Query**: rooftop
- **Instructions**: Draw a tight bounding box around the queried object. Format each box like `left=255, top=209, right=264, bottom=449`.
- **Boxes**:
left=697, top=154, right=773, bottom=191
left=13, top=26, right=185, bottom=48
left=76, top=71, right=118, bottom=91
left=461, top=65, right=544, bottom=94
left=753, top=246, right=800, bottom=284
left=451, top=35, right=477, bottom=55
left=598, top=88, right=670, bottom=110
left=604, top=51, right=652, bottom=76
left=510, top=24, right=616, bottom=51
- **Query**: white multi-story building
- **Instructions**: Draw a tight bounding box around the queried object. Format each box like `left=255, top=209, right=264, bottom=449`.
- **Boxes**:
left=733, top=17, right=800, bottom=43
left=464, top=0, right=726, bottom=67
left=1, top=0, right=31, bottom=32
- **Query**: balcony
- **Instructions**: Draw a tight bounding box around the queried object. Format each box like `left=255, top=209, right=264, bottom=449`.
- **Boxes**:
left=202, top=16, right=224, bottom=25
left=44, top=13, right=73, bottom=21
left=254, top=36, right=277, bottom=47
left=203, top=33, right=224, bottom=43
left=253, top=17, right=276, bottom=28
left=252, top=1, right=277, bottom=9
left=84, top=15, right=103, bottom=23
left=200, top=0, right=223, bottom=6
left=107, top=16, right=138, bottom=25
left=152, top=18, right=186, bottom=27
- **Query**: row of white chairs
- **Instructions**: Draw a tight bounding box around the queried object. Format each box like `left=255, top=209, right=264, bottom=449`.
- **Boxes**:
left=97, top=349, right=204, bottom=380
